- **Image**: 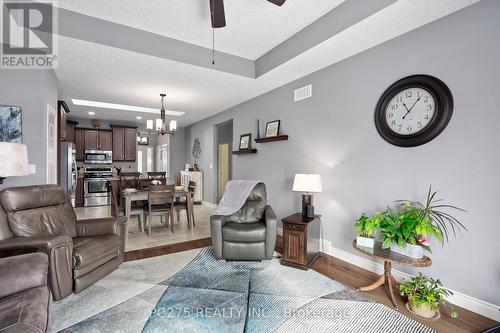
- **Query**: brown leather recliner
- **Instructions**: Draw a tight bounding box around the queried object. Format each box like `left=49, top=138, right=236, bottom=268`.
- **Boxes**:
left=0, top=185, right=127, bottom=301
left=0, top=252, right=52, bottom=333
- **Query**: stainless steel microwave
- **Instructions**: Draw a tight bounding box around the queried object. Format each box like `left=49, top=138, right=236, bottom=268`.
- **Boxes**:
left=84, top=150, right=112, bottom=164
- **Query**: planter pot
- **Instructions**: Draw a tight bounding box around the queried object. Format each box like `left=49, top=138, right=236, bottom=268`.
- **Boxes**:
left=408, top=301, right=438, bottom=319
left=390, top=243, right=424, bottom=259
left=356, top=236, right=375, bottom=248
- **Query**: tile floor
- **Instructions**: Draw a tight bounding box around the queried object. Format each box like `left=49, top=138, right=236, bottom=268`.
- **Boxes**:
left=74, top=203, right=215, bottom=252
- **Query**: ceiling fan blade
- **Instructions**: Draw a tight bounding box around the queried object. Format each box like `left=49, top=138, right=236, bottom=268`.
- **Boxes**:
left=210, top=0, right=226, bottom=28
left=268, top=0, right=286, bottom=6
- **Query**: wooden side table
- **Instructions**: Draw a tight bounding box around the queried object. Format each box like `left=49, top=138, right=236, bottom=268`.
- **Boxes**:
left=352, top=239, right=432, bottom=309
left=280, top=213, right=321, bottom=270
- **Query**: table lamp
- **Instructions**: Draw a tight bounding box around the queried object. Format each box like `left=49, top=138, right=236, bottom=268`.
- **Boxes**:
left=0, top=142, right=29, bottom=184
left=293, top=174, right=322, bottom=218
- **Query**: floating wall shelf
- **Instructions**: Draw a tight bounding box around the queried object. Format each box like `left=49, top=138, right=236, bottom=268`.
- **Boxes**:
left=255, top=135, right=289, bottom=143
left=232, top=149, right=258, bottom=155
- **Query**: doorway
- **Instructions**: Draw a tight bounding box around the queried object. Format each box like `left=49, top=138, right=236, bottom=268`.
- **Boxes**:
left=216, top=120, right=233, bottom=202
left=218, top=143, right=229, bottom=200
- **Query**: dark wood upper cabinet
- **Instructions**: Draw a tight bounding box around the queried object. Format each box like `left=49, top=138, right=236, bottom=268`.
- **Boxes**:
left=111, top=125, right=137, bottom=161
left=112, top=127, right=125, bottom=161
left=98, top=130, right=112, bottom=150
left=84, top=130, right=99, bottom=150
left=75, top=129, right=85, bottom=161
left=65, top=121, right=78, bottom=143
left=124, top=128, right=137, bottom=161
left=58, top=101, right=70, bottom=141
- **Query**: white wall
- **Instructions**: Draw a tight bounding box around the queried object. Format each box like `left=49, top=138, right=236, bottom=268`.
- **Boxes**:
left=185, top=0, right=500, bottom=306
left=0, top=69, right=58, bottom=187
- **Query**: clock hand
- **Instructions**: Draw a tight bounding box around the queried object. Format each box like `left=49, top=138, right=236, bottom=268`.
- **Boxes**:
left=402, top=96, right=421, bottom=119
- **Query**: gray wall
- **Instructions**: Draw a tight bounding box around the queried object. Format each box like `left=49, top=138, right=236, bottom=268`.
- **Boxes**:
left=0, top=69, right=58, bottom=187
left=185, top=0, right=500, bottom=305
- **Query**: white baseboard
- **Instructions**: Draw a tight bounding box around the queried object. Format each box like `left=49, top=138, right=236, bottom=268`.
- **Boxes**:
left=321, top=240, right=500, bottom=322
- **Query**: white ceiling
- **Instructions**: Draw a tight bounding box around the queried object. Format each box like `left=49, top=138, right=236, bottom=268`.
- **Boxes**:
left=57, top=0, right=345, bottom=60
left=56, top=0, right=480, bottom=127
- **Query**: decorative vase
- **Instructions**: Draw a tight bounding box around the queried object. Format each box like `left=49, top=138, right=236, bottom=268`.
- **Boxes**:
left=256, top=119, right=261, bottom=139
left=356, top=236, right=375, bottom=248
left=408, top=301, right=438, bottom=319
left=390, top=243, right=424, bottom=259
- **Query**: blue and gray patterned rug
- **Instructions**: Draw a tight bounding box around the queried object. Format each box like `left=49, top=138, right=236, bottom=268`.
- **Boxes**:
left=143, top=247, right=435, bottom=333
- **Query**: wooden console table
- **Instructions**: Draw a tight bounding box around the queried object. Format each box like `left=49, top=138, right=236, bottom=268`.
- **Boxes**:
left=352, top=239, right=432, bottom=309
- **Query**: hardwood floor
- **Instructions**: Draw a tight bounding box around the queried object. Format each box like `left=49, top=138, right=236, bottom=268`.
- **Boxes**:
left=276, top=235, right=498, bottom=333
left=124, top=237, right=211, bottom=262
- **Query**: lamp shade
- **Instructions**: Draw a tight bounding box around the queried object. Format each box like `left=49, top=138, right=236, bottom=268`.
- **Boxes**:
left=0, top=142, right=29, bottom=177
left=292, top=174, right=322, bottom=193
left=169, top=120, right=177, bottom=132
left=146, top=120, right=153, bottom=130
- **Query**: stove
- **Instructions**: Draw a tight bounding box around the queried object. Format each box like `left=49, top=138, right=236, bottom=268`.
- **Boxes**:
left=83, top=167, right=113, bottom=207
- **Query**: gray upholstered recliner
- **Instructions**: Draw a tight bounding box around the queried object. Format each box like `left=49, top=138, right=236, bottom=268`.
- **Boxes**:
left=210, top=183, right=277, bottom=260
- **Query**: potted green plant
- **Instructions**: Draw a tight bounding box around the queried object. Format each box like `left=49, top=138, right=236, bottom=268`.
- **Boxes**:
left=399, top=273, right=457, bottom=319
left=380, top=187, right=467, bottom=258
left=354, top=213, right=380, bottom=248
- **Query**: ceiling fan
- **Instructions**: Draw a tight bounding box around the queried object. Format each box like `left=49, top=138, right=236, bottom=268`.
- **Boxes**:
left=210, top=0, right=287, bottom=28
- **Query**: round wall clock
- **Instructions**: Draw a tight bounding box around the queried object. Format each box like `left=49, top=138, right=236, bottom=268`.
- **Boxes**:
left=374, top=75, right=453, bottom=147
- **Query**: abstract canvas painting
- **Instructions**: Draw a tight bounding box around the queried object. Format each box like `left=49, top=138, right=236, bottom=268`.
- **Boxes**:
left=0, top=105, right=22, bottom=143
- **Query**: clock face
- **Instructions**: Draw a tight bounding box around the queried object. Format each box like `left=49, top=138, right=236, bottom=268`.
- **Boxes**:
left=385, top=87, right=436, bottom=135
left=374, top=75, right=453, bottom=147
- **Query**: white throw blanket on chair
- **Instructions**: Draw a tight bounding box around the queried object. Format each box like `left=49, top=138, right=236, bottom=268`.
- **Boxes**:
left=213, top=180, right=261, bottom=216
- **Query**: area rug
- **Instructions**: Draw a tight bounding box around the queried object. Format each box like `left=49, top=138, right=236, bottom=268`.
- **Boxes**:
left=143, top=247, right=436, bottom=333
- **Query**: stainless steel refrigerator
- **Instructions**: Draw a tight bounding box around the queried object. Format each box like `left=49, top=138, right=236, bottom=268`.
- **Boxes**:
left=60, top=142, right=77, bottom=207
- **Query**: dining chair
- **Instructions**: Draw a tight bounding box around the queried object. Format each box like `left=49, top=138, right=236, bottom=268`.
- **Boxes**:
left=149, top=184, right=174, bottom=192
left=119, top=172, right=144, bottom=232
left=143, top=190, right=175, bottom=236
left=120, top=172, right=141, bottom=189
left=174, top=181, right=196, bottom=227
left=148, top=172, right=167, bottom=184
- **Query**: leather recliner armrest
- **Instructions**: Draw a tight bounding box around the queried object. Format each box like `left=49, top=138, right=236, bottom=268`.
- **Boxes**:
left=0, top=252, right=49, bottom=299
left=0, top=235, right=72, bottom=251
left=77, top=216, right=127, bottom=263
left=264, top=205, right=278, bottom=259
left=210, top=215, right=227, bottom=259
left=0, top=235, right=73, bottom=301
left=76, top=217, right=127, bottom=237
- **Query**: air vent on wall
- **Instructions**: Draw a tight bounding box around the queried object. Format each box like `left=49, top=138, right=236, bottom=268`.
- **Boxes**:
left=294, top=84, right=312, bottom=102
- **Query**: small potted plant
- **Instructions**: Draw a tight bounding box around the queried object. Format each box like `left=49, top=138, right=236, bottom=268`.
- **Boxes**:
left=354, top=213, right=380, bottom=248
left=380, top=187, right=467, bottom=258
left=399, top=273, right=457, bottom=319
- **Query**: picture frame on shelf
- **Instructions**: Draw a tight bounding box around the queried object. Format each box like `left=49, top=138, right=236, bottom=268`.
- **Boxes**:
left=0, top=105, right=22, bottom=143
left=239, top=133, right=252, bottom=150
left=265, top=120, right=280, bottom=137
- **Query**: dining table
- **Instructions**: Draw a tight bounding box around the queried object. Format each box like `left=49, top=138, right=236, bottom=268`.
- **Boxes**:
left=116, top=186, right=194, bottom=246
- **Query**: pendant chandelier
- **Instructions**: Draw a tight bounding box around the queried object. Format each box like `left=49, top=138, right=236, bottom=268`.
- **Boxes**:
left=146, top=93, right=177, bottom=136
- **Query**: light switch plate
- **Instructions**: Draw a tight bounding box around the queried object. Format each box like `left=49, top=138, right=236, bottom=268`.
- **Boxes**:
left=28, top=164, right=36, bottom=174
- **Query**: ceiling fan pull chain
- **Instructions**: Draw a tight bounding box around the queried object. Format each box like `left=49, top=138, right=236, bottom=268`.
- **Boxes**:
left=212, top=27, right=215, bottom=65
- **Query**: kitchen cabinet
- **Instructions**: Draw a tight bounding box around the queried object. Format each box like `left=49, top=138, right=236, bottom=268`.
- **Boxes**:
left=58, top=101, right=70, bottom=141
left=111, top=125, right=137, bottom=161
left=75, top=129, right=85, bottom=161
left=81, top=129, right=113, bottom=151
left=124, top=128, right=137, bottom=161
left=112, top=127, right=125, bottom=161
left=65, top=121, right=78, bottom=143
left=98, top=130, right=113, bottom=150
left=75, top=178, right=84, bottom=207
left=84, top=130, right=99, bottom=150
